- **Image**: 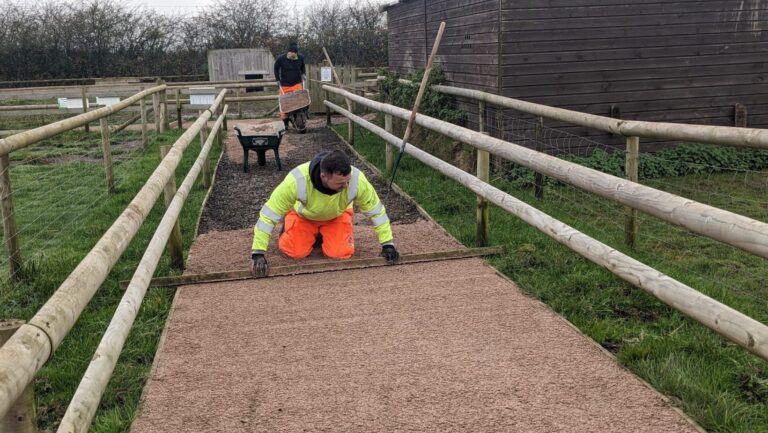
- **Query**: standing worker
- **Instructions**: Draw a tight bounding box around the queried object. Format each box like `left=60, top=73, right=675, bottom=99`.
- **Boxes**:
left=274, top=41, right=306, bottom=130
left=251, top=150, right=399, bottom=277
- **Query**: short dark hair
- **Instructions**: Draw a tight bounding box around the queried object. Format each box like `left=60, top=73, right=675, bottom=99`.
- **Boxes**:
left=288, top=42, right=298, bottom=53
left=320, top=150, right=351, bottom=176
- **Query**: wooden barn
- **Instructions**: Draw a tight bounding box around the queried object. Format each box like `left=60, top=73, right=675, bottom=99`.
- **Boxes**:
left=207, top=48, right=274, bottom=87
left=383, top=0, right=768, bottom=150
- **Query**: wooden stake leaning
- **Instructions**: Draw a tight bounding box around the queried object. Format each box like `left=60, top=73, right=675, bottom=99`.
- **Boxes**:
left=321, top=47, right=354, bottom=143
left=389, top=21, right=446, bottom=191
left=126, top=246, right=505, bottom=289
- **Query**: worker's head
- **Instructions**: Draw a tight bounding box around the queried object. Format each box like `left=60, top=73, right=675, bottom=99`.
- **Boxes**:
left=287, top=42, right=299, bottom=60
left=319, top=150, right=352, bottom=192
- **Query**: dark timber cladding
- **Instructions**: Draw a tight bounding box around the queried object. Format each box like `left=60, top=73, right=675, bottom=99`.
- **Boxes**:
left=386, top=0, right=500, bottom=131
left=385, top=0, right=768, bottom=151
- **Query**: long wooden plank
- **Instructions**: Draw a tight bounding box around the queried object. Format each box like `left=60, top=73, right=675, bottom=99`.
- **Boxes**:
left=502, top=64, right=768, bottom=87
left=502, top=0, right=762, bottom=19
left=504, top=33, right=768, bottom=55
left=501, top=11, right=764, bottom=30
left=131, top=246, right=505, bottom=289
left=501, top=22, right=765, bottom=43
left=503, top=42, right=767, bottom=66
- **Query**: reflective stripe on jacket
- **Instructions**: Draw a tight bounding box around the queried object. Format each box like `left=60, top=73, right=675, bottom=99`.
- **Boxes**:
left=252, top=162, right=392, bottom=252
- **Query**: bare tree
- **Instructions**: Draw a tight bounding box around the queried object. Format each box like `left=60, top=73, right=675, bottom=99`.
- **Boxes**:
left=0, top=0, right=387, bottom=81
left=203, top=0, right=285, bottom=49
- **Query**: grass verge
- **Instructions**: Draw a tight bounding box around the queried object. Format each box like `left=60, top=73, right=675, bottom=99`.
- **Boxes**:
left=333, top=121, right=768, bottom=433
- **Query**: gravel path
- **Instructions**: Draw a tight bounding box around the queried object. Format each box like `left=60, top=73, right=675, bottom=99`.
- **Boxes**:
left=131, top=117, right=703, bottom=433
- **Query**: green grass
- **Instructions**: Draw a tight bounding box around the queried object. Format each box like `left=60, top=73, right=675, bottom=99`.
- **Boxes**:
left=336, top=122, right=768, bottom=433
left=0, top=98, right=57, bottom=106
left=0, top=127, right=221, bottom=432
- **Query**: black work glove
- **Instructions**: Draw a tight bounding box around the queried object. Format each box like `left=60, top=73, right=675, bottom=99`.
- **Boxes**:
left=380, top=244, right=399, bottom=264
left=251, top=253, right=269, bottom=277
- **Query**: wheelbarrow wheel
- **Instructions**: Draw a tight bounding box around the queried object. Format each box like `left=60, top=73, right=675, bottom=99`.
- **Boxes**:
left=295, top=111, right=308, bottom=134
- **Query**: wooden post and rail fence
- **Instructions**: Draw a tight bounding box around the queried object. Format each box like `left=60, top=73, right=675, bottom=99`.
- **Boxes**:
left=57, top=104, right=228, bottom=433
left=0, top=85, right=167, bottom=281
left=0, top=77, right=298, bottom=281
left=386, top=78, right=768, bottom=248
left=0, top=91, right=228, bottom=432
left=321, top=87, right=768, bottom=366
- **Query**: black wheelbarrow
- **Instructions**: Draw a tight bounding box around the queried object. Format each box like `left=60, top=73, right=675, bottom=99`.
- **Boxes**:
left=233, top=123, right=285, bottom=172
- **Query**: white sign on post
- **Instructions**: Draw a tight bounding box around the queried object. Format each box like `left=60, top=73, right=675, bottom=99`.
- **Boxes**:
left=57, top=98, right=88, bottom=110
left=321, top=67, right=333, bottom=82
left=96, top=96, right=121, bottom=107
left=188, top=86, right=216, bottom=108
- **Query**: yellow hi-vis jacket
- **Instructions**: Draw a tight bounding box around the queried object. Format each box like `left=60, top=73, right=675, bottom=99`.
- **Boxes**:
left=251, top=162, right=393, bottom=253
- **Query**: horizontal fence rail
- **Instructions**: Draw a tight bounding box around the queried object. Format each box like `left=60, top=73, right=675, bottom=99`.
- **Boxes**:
left=324, top=85, right=768, bottom=260
left=434, top=85, right=768, bottom=150
left=0, top=85, right=166, bottom=156
left=57, top=106, right=229, bottom=433
left=384, top=78, right=768, bottom=150
left=325, top=99, right=768, bottom=362
left=0, top=89, right=228, bottom=419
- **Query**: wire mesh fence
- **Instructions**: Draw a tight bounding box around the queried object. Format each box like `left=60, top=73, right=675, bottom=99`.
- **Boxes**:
left=0, top=112, right=158, bottom=283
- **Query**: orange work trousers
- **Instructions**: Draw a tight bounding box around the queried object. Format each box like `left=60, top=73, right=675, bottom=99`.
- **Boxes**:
left=279, top=83, right=304, bottom=120
left=279, top=209, right=354, bottom=259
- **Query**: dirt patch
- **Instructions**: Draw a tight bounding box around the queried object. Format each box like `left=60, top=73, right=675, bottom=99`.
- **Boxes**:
left=197, top=114, right=422, bottom=234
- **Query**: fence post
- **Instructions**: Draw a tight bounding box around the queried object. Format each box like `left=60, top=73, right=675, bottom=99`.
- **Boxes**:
left=476, top=101, right=490, bottom=246
left=140, top=96, right=148, bottom=149
left=158, top=80, right=167, bottom=133
left=159, top=146, right=184, bottom=270
left=344, top=66, right=355, bottom=145
left=152, top=90, right=161, bottom=134
left=0, top=320, right=37, bottom=433
left=222, top=94, right=229, bottom=131
left=199, top=111, right=211, bottom=189
left=385, top=114, right=394, bottom=174
left=625, top=136, right=640, bottom=247
left=176, top=88, right=183, bottom=129
left=351, top=68, right=358, bottom=114
left=325, top=89, right=331, bottom=126
left=237, top=88, right=243, bottom=118
left=0, top=155, right=21, bottom=281
left=534, top=116, right=545, bottom=199
left=81, top=87, right=90, bottom=133
left=346, top=86, right=355, bottom=145
left=99, top=118, right=115, bottom=194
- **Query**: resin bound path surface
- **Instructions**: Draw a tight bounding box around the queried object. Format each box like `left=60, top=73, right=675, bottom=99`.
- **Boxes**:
left=130, top=117, right=702, bottom=433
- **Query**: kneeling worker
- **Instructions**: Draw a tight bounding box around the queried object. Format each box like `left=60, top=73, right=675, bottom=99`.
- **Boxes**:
left=251, top=150, right=399, bottom=277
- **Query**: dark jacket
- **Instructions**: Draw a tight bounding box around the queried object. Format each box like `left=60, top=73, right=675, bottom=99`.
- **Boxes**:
left=274, top=53, right=306, bottom=86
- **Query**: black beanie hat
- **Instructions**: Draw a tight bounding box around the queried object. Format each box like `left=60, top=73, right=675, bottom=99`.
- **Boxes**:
left=288, top=42, right=298, bottom=53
